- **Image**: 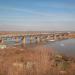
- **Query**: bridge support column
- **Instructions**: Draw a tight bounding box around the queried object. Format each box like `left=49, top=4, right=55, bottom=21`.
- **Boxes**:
left=51, top=34, right=55, bottom=40
left=30, top=36, right=34, bottom=44
left=30, top=36, right=36, bottom=44
left=42, top=36, right=48, bottom=42
left=54, top=35, right=57, bottom=40
left=36, top=36, right=40, bottom=43
left=22, top=36, right=26, bottom=45
left=15, top=37, right=19, bottom=43
left=54, top=34, right=59, bottom=40
left=40, top=36, right=43, bottom=42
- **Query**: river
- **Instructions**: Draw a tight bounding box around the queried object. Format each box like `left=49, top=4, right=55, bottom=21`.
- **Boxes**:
left=45, top=39, right=75, bottom=57
left=2, top=37, right=75, bottom=57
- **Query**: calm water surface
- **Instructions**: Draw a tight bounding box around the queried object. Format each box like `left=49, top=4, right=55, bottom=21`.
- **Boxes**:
left=45, top=39, right=75, bottom=57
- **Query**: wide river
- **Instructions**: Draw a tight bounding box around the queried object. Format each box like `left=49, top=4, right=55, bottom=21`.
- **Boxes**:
left=45, top=39, right=75, bottom=57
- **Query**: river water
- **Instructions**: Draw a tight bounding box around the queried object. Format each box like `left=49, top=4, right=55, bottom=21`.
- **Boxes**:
left=2, top=37, right=75, bottom=57
left=45, top=39, right=75, bottom=57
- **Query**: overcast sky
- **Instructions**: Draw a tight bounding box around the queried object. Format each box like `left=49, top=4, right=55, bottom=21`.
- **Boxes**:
left=0, top=0, right=75, bottom=31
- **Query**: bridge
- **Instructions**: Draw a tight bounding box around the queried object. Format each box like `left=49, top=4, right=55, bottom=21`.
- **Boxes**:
left=0, top=32, right=69, bottom=45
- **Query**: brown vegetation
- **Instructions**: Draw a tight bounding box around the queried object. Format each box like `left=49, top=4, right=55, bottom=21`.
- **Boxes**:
left=0, top=46, right=75, bottom=75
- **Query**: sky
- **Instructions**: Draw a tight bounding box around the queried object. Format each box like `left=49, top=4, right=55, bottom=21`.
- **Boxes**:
left=0, top=0, right=75, bottom=31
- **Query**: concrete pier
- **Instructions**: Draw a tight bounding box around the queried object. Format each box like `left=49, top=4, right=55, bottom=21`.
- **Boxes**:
left=22, top=36, right=26, bottom=45
left=15, top=37, right=19, bottom=43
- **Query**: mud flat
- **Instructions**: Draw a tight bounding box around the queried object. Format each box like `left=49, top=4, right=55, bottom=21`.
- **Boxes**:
left=0, top=45, right=75, bottom=75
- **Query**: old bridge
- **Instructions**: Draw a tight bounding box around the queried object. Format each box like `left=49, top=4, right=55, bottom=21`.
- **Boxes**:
left=0, top=32, right=69, bottom=45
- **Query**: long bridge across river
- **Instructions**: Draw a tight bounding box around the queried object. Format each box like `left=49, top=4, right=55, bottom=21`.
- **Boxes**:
left=0, top=32, right=69, bottom=45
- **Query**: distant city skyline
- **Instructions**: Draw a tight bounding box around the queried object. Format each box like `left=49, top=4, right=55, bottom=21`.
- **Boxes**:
left=0, top=0, right=75, bottom=31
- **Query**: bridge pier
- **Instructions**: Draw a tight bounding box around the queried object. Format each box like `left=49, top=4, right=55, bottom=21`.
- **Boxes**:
left=39, top=35, right=44, bottom=42
left=54, top=35, right=57, bottom=40
left=22, top=36, right=26, bottom=45
left=15, top=37, right=19, bottom=43
left=30, top=36, right=35, bottom=44
left=36, top=36, right=41, bottom=43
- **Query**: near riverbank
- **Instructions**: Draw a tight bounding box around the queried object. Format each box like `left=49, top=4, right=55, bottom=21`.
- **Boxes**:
left=0, top=45, right=75, bottom=75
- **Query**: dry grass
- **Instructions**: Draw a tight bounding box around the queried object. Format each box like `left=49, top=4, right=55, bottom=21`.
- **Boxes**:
left=0, top=46, right=75, bottom=75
